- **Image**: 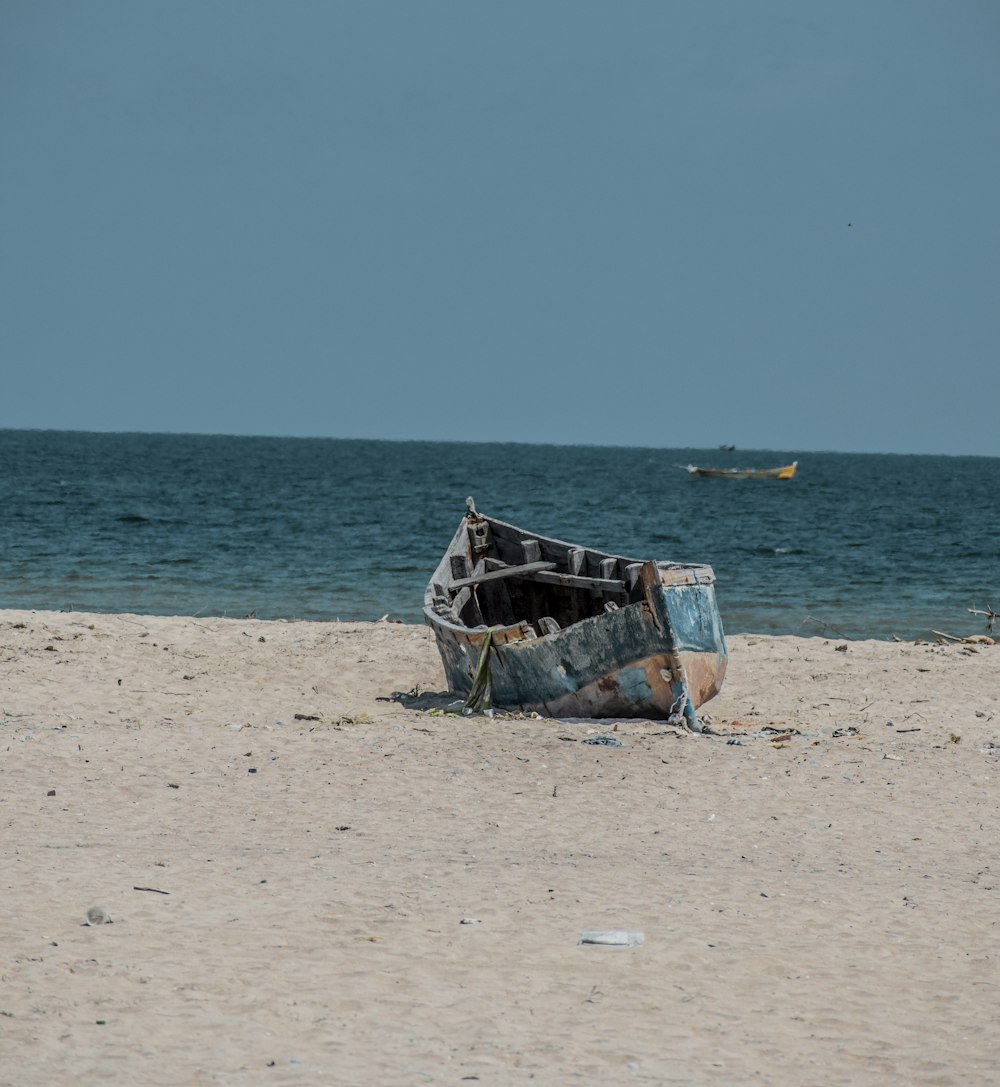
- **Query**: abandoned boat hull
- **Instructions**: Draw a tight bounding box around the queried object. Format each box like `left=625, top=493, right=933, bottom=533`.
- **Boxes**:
left=424, top=505, right=727, bottom=726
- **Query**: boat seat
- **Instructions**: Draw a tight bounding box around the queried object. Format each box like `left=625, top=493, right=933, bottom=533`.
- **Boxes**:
left=450, top=560, right=556, bottom=590
left=478, top=557, right=626, bottom=593
left=529, top=569, right=626, bottom=592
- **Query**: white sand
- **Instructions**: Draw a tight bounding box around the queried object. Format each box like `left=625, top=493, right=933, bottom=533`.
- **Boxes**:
left=2, top=610, right=998, bottom=1085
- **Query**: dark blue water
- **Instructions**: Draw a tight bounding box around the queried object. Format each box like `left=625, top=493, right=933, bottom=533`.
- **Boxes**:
left=1, top=430, right=997, bottom=640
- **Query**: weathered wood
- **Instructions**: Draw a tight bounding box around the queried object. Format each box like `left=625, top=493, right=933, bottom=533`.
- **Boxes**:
left=530, top=569, right=626, bottom=592
left=626, top=562, right=644, bottom=589
left=657, top=563, right=715, bottom=587
left=520, top=538, right=542, bottom=564
left=491, top=622, right=537, bottom=644
left=450, top=585, right=485, bottom=626
left=568, top=548, right=586, bottom=575
left=449, top=560, right=556, bottom=590
left=599, top=557, right=619, bottom=580
left=467, top=520, right=490, bottom=559
left=482, top=556, right=625, bottom=593
left=450, top=555, right=472, bottom=580
left=537, top=616, right=561, bottom=635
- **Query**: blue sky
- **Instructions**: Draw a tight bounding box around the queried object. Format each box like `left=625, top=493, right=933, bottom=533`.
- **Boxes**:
left=2, top=1, right=998, bottom=454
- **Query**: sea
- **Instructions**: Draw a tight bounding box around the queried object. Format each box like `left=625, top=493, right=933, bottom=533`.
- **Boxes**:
left=1, top=429, right=997, bottom=642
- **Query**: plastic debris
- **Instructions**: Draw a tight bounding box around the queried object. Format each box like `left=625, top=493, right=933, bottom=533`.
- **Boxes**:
left=580, top=930, right=644, bottom=947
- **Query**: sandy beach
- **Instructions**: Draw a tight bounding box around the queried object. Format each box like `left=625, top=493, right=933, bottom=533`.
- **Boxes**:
left=2, top=609, right=998, bottom=1085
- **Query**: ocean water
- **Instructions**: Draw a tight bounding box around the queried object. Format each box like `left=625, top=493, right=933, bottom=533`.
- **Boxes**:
left=1, top=429, right=997, bottom=641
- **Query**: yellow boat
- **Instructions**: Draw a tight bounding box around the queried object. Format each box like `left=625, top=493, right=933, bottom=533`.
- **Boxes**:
left=684, top=461, right=798, bottom=480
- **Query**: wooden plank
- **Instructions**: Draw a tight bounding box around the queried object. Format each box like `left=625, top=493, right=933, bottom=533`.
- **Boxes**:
left=467, top=521, right=490, bottom=559
left=568, top=548, right=586, bottom=575
left=476, top=556, right=627, bottom=593
left=450, top=555, right=472, bottom=580
left=450, top=585, right=485, bottom=626
left=626, top=562, right=644, bottom=589
left=449, top=560, right=557, bottom=590
left=657, top=563, right=715, bottom=587
left=530, top=569, right=626, bottom=592
left=520, top=539, right=542, bottom=564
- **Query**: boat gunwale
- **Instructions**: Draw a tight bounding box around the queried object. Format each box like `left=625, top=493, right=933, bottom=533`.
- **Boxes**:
left=423, top=510, right=716, bottom=636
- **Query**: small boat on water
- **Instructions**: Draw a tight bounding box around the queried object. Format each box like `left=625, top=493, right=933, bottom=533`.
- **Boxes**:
left=423, top=499, right=727, bottom=728
left=684, top=461, right=798, bottom=480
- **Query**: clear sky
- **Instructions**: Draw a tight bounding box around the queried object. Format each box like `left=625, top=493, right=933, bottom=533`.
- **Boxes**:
left=2, top=1, right=997, bottom=454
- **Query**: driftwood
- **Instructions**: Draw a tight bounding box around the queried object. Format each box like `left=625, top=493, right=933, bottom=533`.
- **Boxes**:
left=933, top=629, right=995, bottom=647
left=969, top=607, right=998, bottom=634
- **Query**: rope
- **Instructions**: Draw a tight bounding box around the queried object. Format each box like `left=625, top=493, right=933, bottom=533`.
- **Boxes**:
left=464, top=627, right=495, bottom=714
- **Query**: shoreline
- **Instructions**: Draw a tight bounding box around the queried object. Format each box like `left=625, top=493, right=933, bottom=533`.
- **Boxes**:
left=3, top=609, right=999, bottom=1083
left=2, top=606, right=996, bottom=729
left=1, top=596, right=991, bottom=647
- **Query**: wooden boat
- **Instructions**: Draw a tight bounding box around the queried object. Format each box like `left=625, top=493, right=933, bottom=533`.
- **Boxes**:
left=684, top=461, right=797, bottom=480
left=423, top=499, right=727, bottom=729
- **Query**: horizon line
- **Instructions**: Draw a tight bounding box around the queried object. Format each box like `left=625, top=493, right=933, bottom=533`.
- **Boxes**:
left=0, top=425, right=995, bottom=460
